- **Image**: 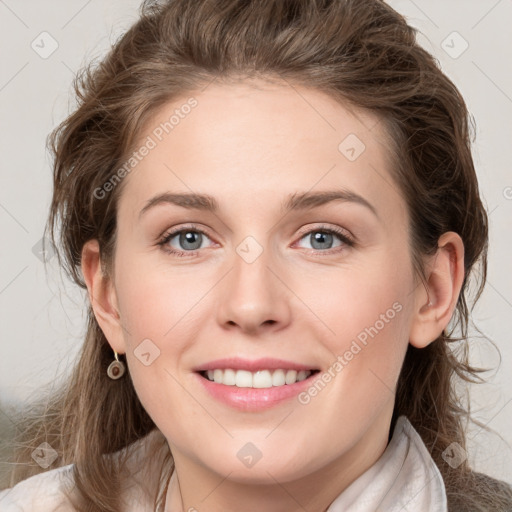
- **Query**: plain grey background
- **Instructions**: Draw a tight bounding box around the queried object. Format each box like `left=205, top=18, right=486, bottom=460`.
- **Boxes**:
left=0, top=0, right=511, bottom=484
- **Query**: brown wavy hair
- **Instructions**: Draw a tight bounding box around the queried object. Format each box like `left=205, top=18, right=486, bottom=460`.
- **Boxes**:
left=6, top=0, right=512, bottom=510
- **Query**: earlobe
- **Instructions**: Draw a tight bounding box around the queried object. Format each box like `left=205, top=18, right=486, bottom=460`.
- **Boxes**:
left=409, top=231, right=465, bottom=349
left=81, top=239, right=126, bottom=354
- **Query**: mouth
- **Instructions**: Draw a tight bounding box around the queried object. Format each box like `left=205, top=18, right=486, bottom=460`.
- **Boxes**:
left=198, top=368, right=321, bottom=388
left=193, top=358, right=321, bottom=411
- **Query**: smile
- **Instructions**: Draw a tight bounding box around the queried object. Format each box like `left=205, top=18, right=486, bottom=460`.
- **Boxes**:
left=201, top=368, right=317, bottom=388
left=194, top=358, right=321, bottom=411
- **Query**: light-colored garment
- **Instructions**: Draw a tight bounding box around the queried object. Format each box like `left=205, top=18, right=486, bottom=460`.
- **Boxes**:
left=0, top=416, right=447, bottom=511
left=325, top=416, right=447, bottom=511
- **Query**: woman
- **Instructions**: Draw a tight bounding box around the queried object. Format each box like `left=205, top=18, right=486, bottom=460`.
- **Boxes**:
left=1, top=0, right=511, bottom=510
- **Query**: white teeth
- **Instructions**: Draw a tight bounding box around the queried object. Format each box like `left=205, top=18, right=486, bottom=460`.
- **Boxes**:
left=296, top=370, right=308, bottom=382
left=223, top=368, right=236, bottom=386
left=203, top=368, right=313, bottom=387
left=253, top=370, right=272, bottom=388
left=285, top=370, right=297, bottom=385
left=272, top=369, right=286, bottom=386
left=235, top=370, right=253, bottom=388
left=213, top=369, right=223, bottom=384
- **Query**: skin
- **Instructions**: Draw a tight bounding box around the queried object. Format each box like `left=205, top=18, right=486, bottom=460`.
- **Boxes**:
left=82, top=78, right=465, bottom=512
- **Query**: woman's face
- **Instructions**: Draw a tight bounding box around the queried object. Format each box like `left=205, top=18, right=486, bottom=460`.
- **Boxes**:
left=104, top=79, right=424, bottom=487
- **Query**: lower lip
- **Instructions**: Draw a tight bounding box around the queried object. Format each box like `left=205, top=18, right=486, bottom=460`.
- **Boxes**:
left=195, top=372, right=319, bottom=411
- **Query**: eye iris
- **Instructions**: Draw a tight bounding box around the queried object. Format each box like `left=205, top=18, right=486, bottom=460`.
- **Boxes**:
left=311, top=231, right=333, bottom=250
left=180, top=231, right=202, bottom=250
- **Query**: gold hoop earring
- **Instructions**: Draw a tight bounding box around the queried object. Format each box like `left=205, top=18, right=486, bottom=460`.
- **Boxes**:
left=107, top=351, right=126, bottom=380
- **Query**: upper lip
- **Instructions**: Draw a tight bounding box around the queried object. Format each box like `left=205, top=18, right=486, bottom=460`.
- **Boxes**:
left=194, top=357, right=318, bottom=373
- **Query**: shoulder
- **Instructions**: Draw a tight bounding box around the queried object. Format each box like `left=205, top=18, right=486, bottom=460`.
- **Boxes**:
left=397, top=418, right=512, bottom=512
left=447, top=471, right=512, bottom=512
left=0, top=464, right=77, bottom=511
left=0, top=429, right=169, bottom=512
left=471, top=471, right=512, bottom=496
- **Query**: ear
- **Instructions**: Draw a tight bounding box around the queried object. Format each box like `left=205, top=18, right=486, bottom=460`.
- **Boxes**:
left=409, top=231, right=465, bottom=349
left=81, top=239, right=126, bottom=354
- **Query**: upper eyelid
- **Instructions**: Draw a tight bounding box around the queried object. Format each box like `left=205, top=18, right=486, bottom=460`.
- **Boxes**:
left=295, top=223, right=351, bottom=238
left=161, top=224, right=214, bottom=241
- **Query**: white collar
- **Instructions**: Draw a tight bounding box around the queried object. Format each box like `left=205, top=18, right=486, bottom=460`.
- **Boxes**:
left=326, top=416, right=447, bottom=511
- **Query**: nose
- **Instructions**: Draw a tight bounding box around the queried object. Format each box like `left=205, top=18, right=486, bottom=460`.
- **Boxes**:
left=216, top=242, right=292, bottom=336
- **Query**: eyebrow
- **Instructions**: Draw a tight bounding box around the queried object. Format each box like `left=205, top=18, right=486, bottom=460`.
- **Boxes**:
left=138, top=189, right=379, bottom=219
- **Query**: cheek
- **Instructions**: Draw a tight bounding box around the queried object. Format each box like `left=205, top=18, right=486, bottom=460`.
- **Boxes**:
left=112, top=256, right=208, bottom=406
left=302, top=249, right=412, bottom=407
left=298, top=246, right=411, bottom=350
left=321, top=300, right=407, bottom=405
left=114, top=256, right=203, bottom=346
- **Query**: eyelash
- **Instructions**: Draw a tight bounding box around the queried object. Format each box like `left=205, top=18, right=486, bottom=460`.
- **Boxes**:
left=157, top=224, right=355, bottom=258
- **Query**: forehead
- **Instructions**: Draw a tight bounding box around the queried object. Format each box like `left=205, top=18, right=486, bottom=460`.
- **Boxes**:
left=117, top=79, right=404, bottom=223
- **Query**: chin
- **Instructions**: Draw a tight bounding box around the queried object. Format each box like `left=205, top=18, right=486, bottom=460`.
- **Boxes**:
left=199, top=449, right=318, bottom=485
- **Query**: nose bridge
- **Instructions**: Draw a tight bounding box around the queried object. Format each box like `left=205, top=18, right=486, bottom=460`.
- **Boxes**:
left=216, top=232, right=290, bottom=333
left=233, top=234, right=273, bottom=293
